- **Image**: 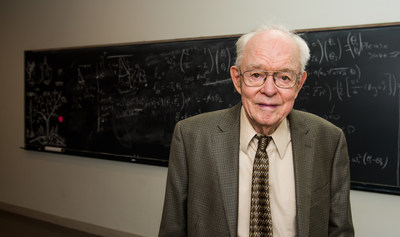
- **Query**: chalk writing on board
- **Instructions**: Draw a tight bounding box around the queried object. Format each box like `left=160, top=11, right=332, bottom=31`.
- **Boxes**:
left=25, top=57, right=67, bottom=147
left=25, top=37, right=240, bottom=162
left=300, top=30, right=400, bottom=111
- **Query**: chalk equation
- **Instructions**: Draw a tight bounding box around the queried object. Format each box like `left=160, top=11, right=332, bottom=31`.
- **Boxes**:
left=308, top=31, right=400, bottom=64
left=350, top=152, right=389, bottom=170
left=302, top=70, right=399, bottom=101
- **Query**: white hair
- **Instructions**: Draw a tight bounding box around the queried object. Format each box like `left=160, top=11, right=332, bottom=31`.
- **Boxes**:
left=234, top=24, right=310, bottom=73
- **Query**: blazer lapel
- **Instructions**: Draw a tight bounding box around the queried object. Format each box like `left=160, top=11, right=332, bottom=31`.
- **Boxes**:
left=288, top=110, right=315, bottom=237
left=213, top=104, right=241, bottom=237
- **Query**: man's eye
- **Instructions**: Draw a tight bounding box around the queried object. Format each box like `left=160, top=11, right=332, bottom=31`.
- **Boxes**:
left=251, top=73, right=263, bottom=78
left=277, top=72, right=293, bottom=81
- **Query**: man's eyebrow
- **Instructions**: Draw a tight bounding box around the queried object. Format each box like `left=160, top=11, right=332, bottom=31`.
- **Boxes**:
left=243, top=64, right=263, bottom=69
left=244, top=64, right=297, bottom=72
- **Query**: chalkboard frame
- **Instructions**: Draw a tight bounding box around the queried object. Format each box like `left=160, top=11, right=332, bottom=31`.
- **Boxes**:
left=24, top=22, right=400, bottom=195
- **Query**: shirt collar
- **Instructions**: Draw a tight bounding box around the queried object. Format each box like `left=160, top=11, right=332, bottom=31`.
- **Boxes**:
left=240, top=106, right=291, bottom=159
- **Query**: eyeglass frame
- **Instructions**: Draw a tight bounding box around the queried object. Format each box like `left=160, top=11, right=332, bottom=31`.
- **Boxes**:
left=238, top=69, right=301, bottom=89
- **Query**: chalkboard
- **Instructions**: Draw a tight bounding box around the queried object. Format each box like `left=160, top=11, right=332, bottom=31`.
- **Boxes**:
left=24, top=23, right=400, bottom=194
left=295, top=23, right=400, bottom=195
left=24, top=37, right=241, bottom=166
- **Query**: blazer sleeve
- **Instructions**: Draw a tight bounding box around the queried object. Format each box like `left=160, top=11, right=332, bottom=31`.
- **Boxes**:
left=159, top=121, right=188, bottom=237
left=328, top=129, right=354, bottom=237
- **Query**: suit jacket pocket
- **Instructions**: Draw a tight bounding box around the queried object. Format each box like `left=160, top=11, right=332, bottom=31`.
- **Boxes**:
left=189, top=213, right=231, bottom=237
left=309, top=182, right=330, bottom=237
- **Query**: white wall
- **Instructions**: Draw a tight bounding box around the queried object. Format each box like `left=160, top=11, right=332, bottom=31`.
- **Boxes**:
left=0, top=0, right=400, bottom=236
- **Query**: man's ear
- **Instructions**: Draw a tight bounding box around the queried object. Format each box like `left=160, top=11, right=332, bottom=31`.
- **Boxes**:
left=230, top=66, right=242, bottom=95
left=294, top=71, right=307, bottom=98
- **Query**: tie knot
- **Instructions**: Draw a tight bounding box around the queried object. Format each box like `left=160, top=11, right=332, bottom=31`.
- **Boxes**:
left=256, top=135, right=272, bottom=151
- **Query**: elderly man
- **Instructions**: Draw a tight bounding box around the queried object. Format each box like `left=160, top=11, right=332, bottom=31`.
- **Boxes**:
left=159, top=24, right=354, bottom=237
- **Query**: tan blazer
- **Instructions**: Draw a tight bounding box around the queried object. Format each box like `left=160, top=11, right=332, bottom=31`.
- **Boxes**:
left=159, top=103, right=354, bottom=237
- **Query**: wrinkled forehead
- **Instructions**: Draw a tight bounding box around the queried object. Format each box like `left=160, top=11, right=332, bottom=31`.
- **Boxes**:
left=246, top=30, right=299, bottom=55
left=242, top=30, right=301, bottom=70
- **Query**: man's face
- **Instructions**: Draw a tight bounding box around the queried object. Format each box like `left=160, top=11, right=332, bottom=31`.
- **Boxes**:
left=231, top=30, right=307, bottom=135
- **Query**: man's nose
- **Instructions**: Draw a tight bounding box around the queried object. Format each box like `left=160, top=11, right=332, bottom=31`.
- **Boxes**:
left=260, top=74, right=277, bottom=95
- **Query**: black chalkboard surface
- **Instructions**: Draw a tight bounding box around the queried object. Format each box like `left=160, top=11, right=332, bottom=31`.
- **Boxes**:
left=24, top=37, right=241, bottom=166
left=24, top=23, right=400, bottom=194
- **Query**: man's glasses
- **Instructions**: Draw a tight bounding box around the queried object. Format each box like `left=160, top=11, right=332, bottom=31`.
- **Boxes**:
left=240, top=70, right=300, bottom=89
